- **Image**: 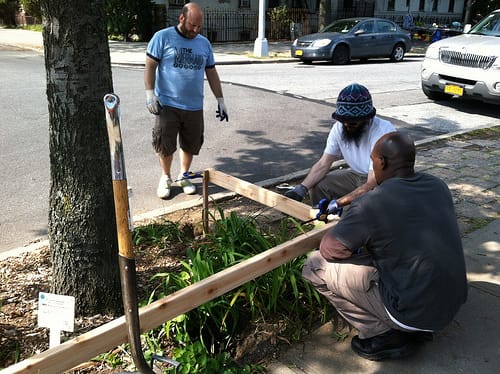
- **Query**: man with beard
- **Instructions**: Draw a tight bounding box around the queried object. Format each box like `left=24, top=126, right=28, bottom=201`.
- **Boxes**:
left=144, top=2, right=228, bottom=199
left=285, top=83, right=395, bottom=211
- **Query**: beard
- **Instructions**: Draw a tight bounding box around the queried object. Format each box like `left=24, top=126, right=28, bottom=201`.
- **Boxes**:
left=341, top=121, right=369, bottom=146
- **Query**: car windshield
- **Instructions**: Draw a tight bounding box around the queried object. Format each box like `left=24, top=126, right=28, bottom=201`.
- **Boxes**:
left=320, top=19, right=360, bottom=33
left=469, top=12, right=500, bottom=36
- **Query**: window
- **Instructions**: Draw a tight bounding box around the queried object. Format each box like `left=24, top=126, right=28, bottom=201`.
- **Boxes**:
left=239, top=0, right=250, bottom=8
left=432, top=0, right=438, bottom=12
left=387, top=0, right=395, bottom=11
left=378, top=20, right=396, bottom=33
left=419, top=0, right=425, bottom=11
left=448, top=0, right=455, bottom=13
left=361, top=21, right=374, bottom=33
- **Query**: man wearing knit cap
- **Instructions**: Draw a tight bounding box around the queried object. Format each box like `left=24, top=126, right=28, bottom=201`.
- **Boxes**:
left=285, top=83, right=395, bottom=211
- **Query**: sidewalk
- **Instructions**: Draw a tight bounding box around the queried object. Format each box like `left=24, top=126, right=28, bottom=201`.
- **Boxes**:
left=0, top=28, right=428, bottom=66
left=1, top=27, right=499, bottom=373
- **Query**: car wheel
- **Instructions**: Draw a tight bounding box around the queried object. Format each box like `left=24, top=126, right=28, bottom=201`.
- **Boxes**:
left=422, top=84, right=453, bottom=101
left=390, top=44, right=405, bottom=62
left=332, top=45, right=350, bottom=65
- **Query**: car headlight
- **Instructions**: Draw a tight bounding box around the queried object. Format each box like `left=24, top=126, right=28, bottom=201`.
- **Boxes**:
left=312, top=39, right=332, bottom=48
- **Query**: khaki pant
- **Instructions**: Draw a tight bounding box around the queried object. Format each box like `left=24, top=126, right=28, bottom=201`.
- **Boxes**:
left=302, top=250, right=402, bottom=339
left=310, top=169, right=367, bottom=205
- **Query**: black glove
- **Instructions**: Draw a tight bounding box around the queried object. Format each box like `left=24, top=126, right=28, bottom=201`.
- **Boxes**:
left=284, top=184, right=308, bottom=202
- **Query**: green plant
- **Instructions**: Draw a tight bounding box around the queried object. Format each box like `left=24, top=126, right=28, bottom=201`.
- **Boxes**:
left=103, top=206, right=328, bottom=372
left=105, top=0, right=154, bottom=42
left=141, top=208, right=327, bottom=367
left=93, top=351, right=124, bottom=368
left=268, top=5, right=292, bottom=40
left=132, top=220, right=184, bottom=247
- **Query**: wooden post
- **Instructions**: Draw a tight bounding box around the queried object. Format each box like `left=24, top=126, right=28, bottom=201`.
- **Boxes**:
left=202, top=169, right=210, bottom=234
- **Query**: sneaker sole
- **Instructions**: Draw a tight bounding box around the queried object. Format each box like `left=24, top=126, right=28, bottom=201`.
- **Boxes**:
left=351, top=343, right=414, bottom=361
left=157, top=191, right=171, bottom=199
left=182, top=186, right=196, bottom=195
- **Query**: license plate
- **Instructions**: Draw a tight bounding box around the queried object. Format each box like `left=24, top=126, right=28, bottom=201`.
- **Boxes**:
left=444, top=84, right=464, bottom=96
left=295, top=50, right=303, bottom=56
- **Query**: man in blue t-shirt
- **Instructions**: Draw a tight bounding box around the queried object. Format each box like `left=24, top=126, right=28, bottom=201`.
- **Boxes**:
left=144, top=2, right=228, bottom=199
left=302, top=132, right=467, bottom=361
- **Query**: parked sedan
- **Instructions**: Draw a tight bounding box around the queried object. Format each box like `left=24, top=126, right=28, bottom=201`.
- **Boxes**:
left=291, top=17, right=412, bottom=64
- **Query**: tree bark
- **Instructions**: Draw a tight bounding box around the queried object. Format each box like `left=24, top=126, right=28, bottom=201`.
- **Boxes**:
left=41, top=0, right=122, bottom=316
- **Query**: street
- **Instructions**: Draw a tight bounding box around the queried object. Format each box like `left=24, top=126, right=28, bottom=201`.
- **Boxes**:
left=1, top=50, right=499, bottom=253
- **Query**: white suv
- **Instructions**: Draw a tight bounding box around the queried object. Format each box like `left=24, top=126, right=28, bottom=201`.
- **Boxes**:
left=421, top=9, right=500, bottom=104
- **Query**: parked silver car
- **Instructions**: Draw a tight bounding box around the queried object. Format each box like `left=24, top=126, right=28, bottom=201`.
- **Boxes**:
left=421, top=9, right=500, bottom=104
left=291, top=17, right=412, bottom=64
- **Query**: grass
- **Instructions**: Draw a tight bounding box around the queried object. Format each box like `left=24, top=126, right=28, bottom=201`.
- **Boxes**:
left=18, top=24, right=43, bottom=32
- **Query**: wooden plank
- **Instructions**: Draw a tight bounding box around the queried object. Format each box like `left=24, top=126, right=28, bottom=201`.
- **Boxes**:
left=206, top=168, right=315, bottom=221
left=4, top=223, right=332, bottom=374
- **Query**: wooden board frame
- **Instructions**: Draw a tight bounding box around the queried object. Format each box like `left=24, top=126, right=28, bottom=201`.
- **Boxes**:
left=5, top=169, right=328, bottom=374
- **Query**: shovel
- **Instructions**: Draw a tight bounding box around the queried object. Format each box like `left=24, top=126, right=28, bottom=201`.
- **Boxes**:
left=104, top=93, right=179, bottom=373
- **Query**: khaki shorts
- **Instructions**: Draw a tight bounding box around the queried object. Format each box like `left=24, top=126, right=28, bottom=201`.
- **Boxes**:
left=152, top=105, right=204, bottom=157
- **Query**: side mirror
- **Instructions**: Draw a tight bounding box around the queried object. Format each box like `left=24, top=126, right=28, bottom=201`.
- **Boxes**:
left=463, top=24, right=472, bottom=33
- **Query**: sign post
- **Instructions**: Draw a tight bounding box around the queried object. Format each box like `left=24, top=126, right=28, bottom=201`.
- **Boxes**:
left=37, top=292, right=75, bottom=348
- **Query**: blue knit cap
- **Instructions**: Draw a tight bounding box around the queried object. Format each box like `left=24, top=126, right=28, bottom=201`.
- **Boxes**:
left=332, top=83, right=376, bottom=122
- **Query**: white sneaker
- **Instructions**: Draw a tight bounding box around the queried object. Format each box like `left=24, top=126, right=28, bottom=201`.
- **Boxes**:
left=177, top=173, right=197, bottom=195
left=157, top=175, right=173, bottom=199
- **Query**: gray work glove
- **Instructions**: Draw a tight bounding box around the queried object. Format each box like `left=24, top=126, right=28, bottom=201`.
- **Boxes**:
left=216, top=97, right=228, bottom=122
left=146, top=89, right=160, bottom=115
left=284, top=184, right=308, bottom=202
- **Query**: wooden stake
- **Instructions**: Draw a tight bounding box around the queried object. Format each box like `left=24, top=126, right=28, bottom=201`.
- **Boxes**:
left=206, top=169, right=315, bottom=221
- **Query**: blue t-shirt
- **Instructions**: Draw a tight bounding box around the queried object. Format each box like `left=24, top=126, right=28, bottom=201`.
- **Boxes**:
left=146, top=26, right=215, bottom=111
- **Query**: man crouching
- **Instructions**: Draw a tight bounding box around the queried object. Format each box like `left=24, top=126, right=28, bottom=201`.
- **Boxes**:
left=302, top=131, right=467, bottom=360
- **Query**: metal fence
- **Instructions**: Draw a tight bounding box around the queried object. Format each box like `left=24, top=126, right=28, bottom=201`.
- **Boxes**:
left=201, top=7, right=319, bottom=42
left=376, top=11, right=463, bottom=28
left=203, top=8, right=259, bottom=42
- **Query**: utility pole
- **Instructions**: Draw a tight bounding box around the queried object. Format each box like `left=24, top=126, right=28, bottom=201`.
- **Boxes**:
left=253, top=0, right=269, bottom=57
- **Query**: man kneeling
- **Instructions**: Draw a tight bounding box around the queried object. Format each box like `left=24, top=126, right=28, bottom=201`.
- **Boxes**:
left=302, top=132, right=467, bottom=360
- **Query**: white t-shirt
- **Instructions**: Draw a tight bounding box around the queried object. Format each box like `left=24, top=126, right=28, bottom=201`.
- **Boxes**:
left=324, top=117, right=396, bottom=174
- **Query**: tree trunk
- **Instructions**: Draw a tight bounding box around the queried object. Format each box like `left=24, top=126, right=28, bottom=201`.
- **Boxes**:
left=41, top=0, right=122, bottom=316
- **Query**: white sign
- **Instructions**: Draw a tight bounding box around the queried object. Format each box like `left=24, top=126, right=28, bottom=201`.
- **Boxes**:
left=38, top=292, right=75, bottom=332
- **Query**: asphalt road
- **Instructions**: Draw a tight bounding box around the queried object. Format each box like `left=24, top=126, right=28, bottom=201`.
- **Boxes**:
left=1, top=50, right=499, bottom=253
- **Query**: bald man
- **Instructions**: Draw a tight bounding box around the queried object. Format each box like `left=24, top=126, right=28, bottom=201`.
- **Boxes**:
left=302, top=132, right=467, bottom=361
left=145, top=2, right=228, bottom=199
